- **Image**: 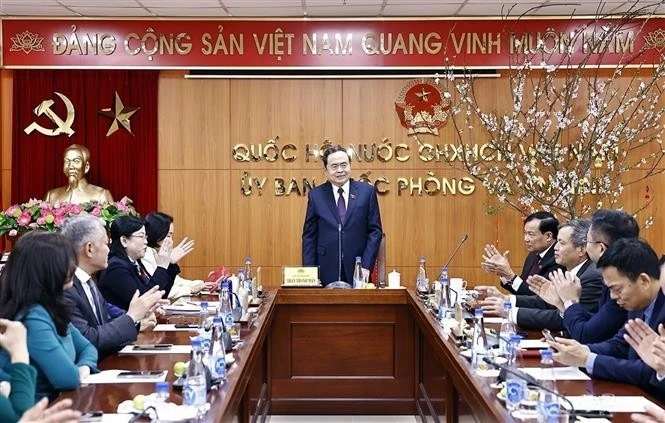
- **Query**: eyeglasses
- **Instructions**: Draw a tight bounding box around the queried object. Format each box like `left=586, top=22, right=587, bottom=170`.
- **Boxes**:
left=128, top=233, right=147, bottom=240
left=586, top=240, right=607, bottom=248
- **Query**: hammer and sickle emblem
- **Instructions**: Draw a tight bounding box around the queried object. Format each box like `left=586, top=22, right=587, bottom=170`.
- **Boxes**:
left=24, top=92, right=76, bottom=137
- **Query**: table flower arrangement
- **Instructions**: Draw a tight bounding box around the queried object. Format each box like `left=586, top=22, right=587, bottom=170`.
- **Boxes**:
left=0, top=196, right=139, bottom=236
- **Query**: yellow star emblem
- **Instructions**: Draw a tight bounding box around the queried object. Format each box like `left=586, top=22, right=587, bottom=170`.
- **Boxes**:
left=415, top=87, right=431, bottom=102
left=98, top=92, right=140, bottom=137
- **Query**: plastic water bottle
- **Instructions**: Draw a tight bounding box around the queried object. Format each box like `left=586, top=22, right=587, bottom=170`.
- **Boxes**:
left=437, top=268, right=452, bottom=321
left=353, top=256, right=365, bottom=289
left=537, top=349, right=560, bottom=422
left=471, top=308, right=489, bottom=373
left=218, top=287, right=234, bottom=333
left=244, top=257, right=253, bottom=292
left=198, top=301, right=211, bottom=354
left=208, top=317, right=227, bottom=383
left=183, top=339, right=207, bottom=406
left=416, top=256, right=429, bottom=293
left=155, top=381, right=170, bottom=403
left=499, top=301, right=516, bottom=356
left=505, top=335, right=525, bottom=411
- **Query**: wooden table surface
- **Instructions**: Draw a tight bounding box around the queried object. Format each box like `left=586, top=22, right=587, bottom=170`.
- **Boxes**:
left=57, top=289, right=664, bottom=422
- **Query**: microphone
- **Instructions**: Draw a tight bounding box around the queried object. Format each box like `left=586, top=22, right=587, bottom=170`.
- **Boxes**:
left=444, top=234, right=469, bottom=268
left=326, top=223, right=351, bottom=289
left=482, top=356, right=582, bottom=421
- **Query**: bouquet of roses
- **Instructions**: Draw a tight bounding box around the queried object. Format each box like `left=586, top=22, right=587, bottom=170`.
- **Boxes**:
left=0, top=196, right=139, bottom=236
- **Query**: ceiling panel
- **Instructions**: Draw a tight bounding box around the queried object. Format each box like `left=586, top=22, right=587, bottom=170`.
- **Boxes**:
left=140, top=0, right=221, bottom=5
left=306, top=5, right=383, bottom=15
left=1, top=5, right=79, bottom=15
left=61, top=0, right=142, bottom=5
left=149, top=7, right=231, bottom=16
left=68, top=6, right=153, bottom=16
left=223, top=0, right=301, bottom=6
left=226, top=6, right=305, bottom=16
left=383, top=3, right=464, bottom=16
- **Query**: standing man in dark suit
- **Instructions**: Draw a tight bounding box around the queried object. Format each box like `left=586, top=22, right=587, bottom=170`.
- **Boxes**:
left=479, top=219, right=603, bottom=331
left=479, top=211, right=562, bottom=296
left=60, top=215, right=163, bottom=359
left=548, top=239, right=665, bottom=404
left=302, top=145, right=383, bottom=286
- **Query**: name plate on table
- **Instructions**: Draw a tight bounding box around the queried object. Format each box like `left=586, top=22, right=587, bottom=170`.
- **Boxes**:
left=282, top=266, right=321, bottom=287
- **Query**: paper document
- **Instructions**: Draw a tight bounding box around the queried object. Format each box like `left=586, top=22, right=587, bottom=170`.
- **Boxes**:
left=153, top=324, right=199, bottom=332
left=519, top=339, right=549, bottom=349
left=82, top=370, right=167, bottom=384
left=119, top=344, right=191, bottom=355
left=163, top=304, right=203, bottom=314
left=563, top=396, right=658, bottom=412
left=521, top=366, right=590, bottom=380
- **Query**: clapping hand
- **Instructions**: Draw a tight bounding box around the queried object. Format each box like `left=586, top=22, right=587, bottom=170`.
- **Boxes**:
left=156, top=237, right=173, bottom=268
left=481, top=244, right=514, bottom=279
left=549, top=269, right=581, bottom=304
left=170, top=237, right=195, bottom=264
left=624, top=320, right=665, bottom=375
left=632, top=403, right=665, bottom=423
left=475, top=285, right=507, bottom=299
left=0, top=319, right=29, bottom=364
left=479, top=296, right=506, bottom=316
left=526, top=275, right=564, bottom=310
left=18, top=398, right=81, bottom=423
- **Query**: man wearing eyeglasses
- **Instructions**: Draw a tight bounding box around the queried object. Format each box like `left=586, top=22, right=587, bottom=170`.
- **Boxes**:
left=302, top=145, right=383, bottom=287
left=528, top=209, right=635, bottom=343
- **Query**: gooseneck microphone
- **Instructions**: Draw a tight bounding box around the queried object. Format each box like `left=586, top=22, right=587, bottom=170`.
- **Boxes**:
left=444, top=234, right=469, bottom=268
left=481, top=356, right=580, bottom=421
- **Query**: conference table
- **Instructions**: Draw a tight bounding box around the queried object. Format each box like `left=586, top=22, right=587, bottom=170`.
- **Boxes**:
left=60, top=288, right=663, bottom=422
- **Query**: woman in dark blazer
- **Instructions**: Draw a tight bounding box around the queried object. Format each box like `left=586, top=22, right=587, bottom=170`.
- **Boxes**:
left=97, top=215, right=177, bottom=311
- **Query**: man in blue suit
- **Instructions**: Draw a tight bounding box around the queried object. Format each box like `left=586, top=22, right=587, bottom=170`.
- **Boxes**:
left=549, top=238, right=665, bottom=403
left=302, top=145, right=383, bottom=286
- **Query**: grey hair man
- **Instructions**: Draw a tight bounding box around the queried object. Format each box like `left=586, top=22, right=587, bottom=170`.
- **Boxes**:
left=480, top=218, right=604, bottom=331
left=60, top=215, right=163, bottom=359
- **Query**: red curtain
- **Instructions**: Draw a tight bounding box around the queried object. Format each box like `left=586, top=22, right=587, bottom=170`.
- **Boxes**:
left=11, top=70, right=158, bottom=215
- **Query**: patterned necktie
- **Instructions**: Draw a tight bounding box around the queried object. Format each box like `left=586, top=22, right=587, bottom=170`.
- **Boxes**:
left=136, top=263, right=151, bottom=285
left=337, top=187, right=346, bottom=223
left=527, top=255, right=542, bottom=277
left=88, top=280, right=104, bottom=324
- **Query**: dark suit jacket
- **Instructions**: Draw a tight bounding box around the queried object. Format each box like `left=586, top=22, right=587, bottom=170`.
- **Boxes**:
left=64, top=275, right=138, bottom=359
left=502, top=247, right=562, bottom=295
left=563, top=284, right=628, bottom=343
left=302, top=180, right=383, bottom=286
left=98, top=255, right=177, bottom=311
left=515, top=260, right=603, bottom=331
left=587, top=290, right=665, bottom=404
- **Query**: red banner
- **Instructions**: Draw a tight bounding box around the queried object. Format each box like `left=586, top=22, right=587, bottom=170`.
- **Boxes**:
left=2, top=18, right=664, bottom=69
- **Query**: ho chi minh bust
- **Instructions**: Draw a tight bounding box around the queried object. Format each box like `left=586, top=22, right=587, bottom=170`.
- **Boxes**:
left=44, top=144, right=114, bottom=205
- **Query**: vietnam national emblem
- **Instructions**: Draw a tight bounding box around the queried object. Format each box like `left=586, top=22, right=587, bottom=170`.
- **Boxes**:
left=394, top=79, right=450, bottom=135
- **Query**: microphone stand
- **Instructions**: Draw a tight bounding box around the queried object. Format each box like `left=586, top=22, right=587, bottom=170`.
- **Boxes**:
left=437, top=234, right=469, bottom=297
left=326, top=223, right=351, bottom=289
left=482, top=356, right=581, bottom=422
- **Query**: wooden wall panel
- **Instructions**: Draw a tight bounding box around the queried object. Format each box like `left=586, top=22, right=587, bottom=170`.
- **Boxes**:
left=158, top=71, right=231, bottom=170
left=4, top=71, right=665, bottom=291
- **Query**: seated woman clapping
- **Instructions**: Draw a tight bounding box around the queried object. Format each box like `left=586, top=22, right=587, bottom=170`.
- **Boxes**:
left=0, top=319, right=81, bottom=423
left=98, top=216, right=177, bottom=310
left=0, top=232, right=98, bottom=401
left=143, top=212, right=204, bottom=300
